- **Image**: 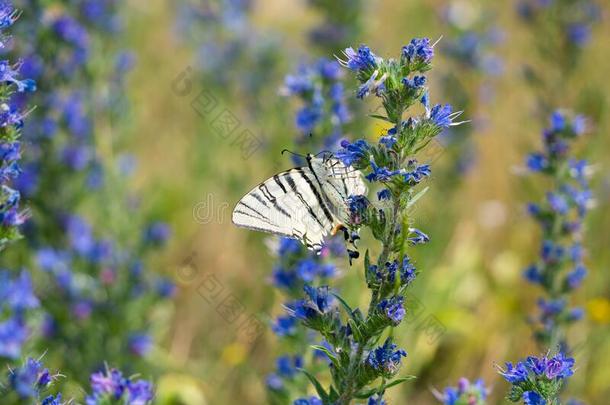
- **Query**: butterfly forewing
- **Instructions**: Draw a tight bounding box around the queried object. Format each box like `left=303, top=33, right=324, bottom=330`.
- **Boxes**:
left=232, top=156, right=366, bottom=252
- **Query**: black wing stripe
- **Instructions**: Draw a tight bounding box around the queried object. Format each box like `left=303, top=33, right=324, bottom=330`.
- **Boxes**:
left=259, top=183, right=292, bottom=218
left=273, top=174, right=287, bottom=193
left=259, top=183, right=276, bottom=201
left=284, top=172, right=326, bottom=229
left=237, top=201, right=268, bottom=221
left=250, top=192, right=270, bottom=208
left=296, top=167, right=335, bottom=226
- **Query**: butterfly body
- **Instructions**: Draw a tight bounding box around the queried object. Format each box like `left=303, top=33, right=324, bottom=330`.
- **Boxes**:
left=232, top=154, right=366, bottom=253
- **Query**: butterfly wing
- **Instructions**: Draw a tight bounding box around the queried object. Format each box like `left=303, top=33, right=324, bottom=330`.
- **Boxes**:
left=315, top=157, right=367, bottom=226
left=232, top=167, right=337, bottom=252
left=232, top=156, right=366, bottom=252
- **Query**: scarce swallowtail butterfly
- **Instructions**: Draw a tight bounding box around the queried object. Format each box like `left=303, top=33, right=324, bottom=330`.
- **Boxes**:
left=232, top=153, right=367, bottom=253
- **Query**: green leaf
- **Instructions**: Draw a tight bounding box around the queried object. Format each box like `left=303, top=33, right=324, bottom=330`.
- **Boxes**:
left=383, top=376, right=416, bottom=389
left=369, top=114, right=392, bottom=122
left=300, top=368, right=329, bottom=401
left=353, top=388, right=378, bottom=399
left=406, top=186, right=429, bottom=209
left=332, top=292, right=357, bottom=321
left=310, top=345, right=338, bottom=364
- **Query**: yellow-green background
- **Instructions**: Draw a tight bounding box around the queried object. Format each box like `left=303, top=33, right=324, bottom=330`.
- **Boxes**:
left=113, top=0, right=610, bottom=403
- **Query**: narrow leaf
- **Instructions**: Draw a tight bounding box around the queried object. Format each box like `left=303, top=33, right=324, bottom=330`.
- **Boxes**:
left=406, top=186, right=429, bottom=209
left=300, top=368, right=329, bottom=401
left=383, top=376, right=417, bottom=389
left=369, top=114, right=392, bottom=122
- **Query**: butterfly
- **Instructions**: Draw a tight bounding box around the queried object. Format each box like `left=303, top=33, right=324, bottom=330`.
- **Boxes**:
left=232, top=153, right=367, bottom=253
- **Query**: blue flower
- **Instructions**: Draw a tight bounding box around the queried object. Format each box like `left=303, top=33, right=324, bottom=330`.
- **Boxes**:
left=42, top=394, right=64, bottom=405
left=272, top=266, right=298, bottom=289
left=336, top=139, right=370, bottom=166
left=402, top=75, right=426, bottom=89
left=498, top=361, right=528, bottom=383
left=276, top=355, right=303, bottom=378
left=408, top=228, right=429, bottom=245
left=523, top=265, right=543, bottom=284
left=144, top=221, right=171, bottom=246
left=278, top=237, right=301, bottom=256
left=567, top=23, right=591, bottom=47
left=288, top=285, right=333, bottom=321
left=368, top=394, right=387, bottom=405
left=400, top=256, right=417, bottom=285
left=5, top=271, right=39, bottom=310
left=0, top=61, right=37, bottom=92
left=296, top=259, right=318, bottom=282
left=128, top=333, right=153, bottom=357
left=296, top=105, right=322, bottom=133
left=546, top=192, right=569, bottom=214
left=357, top=70, right=386, bottom=99
left=527, top=153, right=548, bottom=172
left=272, top=315, right=297, bottom=337
left=8, top=358, right=52, bottom=398
left=266, top=373, right=283, bottom=390
left=566, top=265, right=586, bottom=290
left=429, top=104, right=456, bottom=128
left=546, top=352, right=574, bottom=379
left=377, top=296, right=405, bottom=325
left=523, top=391, right=546, bottom=405
left=86, top=367, right=154, bottom=405
left=403, top=163, right=431, bottom=185
left=366, top=338, right=407, bottom=377
left=294, top=397, right=323, bottom=405
left=550, top=110, right=566, bottom=132
left=377, top=189, right=391, bottom=201
left=366, top=159, right=400, bottom=182
left=342, top=45, right=379, bottom=71
left=402, top=38, right=434, bottom=64
left=347, top=194, right=369, bottom=225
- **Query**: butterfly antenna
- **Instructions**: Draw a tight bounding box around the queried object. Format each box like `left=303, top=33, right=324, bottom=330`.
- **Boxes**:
left=281, top=149, right=307, bottom=159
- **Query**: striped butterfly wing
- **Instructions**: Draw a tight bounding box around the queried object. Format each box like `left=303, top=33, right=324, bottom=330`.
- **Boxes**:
left=314, top=157, right=367, bottom=226
left=232, top=165, right=340, bottom=252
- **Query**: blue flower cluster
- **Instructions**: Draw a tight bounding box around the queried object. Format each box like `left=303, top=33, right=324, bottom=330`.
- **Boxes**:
left=434, top=377, right=489, bottom=405
left=267, top=236, right=344, bottom=399
left=4, top=357, right=58, bottom=402
left=282, top=58, right=350, bottom=149
left=522, top=110, right=591, bottom=347
left=288, top=40, right=462, bottom=404
left=0, top=1, right=175, bottom=389
left=85, top=367, right=154, bottom=405
left=498, top=353, right=574, bottom=404
left=0, top=271, right=38, bottom=359
left=0, top=3, right=36, bottom=247
left=365, top=338, right=407, bottom=379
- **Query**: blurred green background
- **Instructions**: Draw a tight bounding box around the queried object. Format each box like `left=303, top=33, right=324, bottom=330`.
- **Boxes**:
left=115, top=0, right=609, bottom=403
